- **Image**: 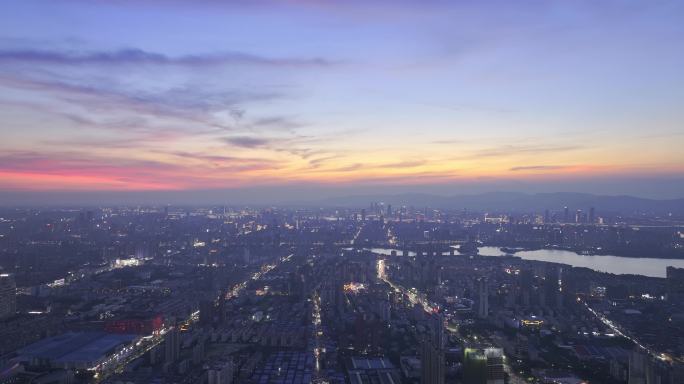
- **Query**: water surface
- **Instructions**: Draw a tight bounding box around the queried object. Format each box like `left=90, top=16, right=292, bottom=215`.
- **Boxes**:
left=478, top=246, right=684, bottom=278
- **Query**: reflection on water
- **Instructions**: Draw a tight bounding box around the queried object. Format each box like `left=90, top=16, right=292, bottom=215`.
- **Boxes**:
left=478, top=247, right=684, bottom=278
left=362, top=246, right=684, bottom=278
left=368, top=248, right=417, bottom=257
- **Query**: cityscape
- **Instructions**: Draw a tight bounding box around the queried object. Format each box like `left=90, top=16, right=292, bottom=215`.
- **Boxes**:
left=1, top=1, right=684, bottom=383
left=0, top=202, right=682, bottom=383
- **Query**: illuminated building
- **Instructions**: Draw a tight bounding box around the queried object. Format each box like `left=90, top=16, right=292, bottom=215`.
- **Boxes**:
left=463, top=348, right=487, bottom=384
left=0, top=274, right=16, bottom=318
left=484, top=348, right=505, bottom=384
left=104, top=313, right=163, bottom=335
left=464, top=348, right=505, bottom=384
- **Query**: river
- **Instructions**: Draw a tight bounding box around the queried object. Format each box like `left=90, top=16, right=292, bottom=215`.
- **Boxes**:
left=362, top=247, right=684, bottom=278
left=478, top=246, right=683, bottom=278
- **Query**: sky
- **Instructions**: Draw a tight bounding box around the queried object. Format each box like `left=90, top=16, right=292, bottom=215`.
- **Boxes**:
left=0, top=0, right=683, bottom=203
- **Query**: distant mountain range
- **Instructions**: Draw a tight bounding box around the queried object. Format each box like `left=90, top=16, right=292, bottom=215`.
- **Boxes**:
left=314, top=192, right=684, bottom=214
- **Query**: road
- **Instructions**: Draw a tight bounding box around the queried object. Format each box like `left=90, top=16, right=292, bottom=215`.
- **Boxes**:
left=93, top=254, right=292, bottom=382
left=376, top=252, right=528, bottom=384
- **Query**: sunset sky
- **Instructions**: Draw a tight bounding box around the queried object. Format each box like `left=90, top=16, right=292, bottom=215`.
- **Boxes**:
left=1, top=0, right=683, bottom=201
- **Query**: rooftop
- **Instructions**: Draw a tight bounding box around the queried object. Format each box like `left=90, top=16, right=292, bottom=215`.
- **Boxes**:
left=16, top=332, right=137, bottom=365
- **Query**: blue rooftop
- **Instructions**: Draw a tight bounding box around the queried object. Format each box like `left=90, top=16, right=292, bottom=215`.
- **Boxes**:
left=17, top=332, right=137, bottom=364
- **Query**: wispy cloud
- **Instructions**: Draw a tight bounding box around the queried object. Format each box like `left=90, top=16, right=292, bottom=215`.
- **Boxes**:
left=461, top=144, right=584, bottom=159
left=0, top=150, right=285, bottom=190
left=431, top=139, right=464, bottom=145
left=509, top=165, right=571, bottom=172
left=250, top=116, right=306, bottom=132
left=324, top=163, right=364, bottom=173
left=0, top=74, right=283, bottom=134
left=376, top=160, right=425, bottom=169
left=0, top=48, right=336, bottom=68
left=168, top=151, right=280, bottom=171
left=223, top=136, right=273, bottom=148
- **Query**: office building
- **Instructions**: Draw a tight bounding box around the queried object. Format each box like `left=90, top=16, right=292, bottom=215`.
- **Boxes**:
left=208, top=360, right=234, bottom=384
left=463, top=348, right=487, bottom=384
left=165, top=326, right=181, bottom=363
left=484, top=348, right=505, bottom=384
left=0, top=274, right=16, bottom=318
left=477, top=277, right=489, bottom=319
left=421, top=340, right=444, bottom=384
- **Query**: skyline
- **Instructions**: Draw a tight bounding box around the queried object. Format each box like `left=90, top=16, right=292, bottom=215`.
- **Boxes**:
left=1, top=0, right=684, bottom=200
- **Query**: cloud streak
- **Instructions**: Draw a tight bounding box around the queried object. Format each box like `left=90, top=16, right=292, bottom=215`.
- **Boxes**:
left=470, top=144, right=583, bottom=158
left=509, top=165, right=571, bottom=172
left=0, top=150, right=285, bottom=191
left=0, top=48, right=337, bottom=68
left=223, top=136, right=273, bottom=148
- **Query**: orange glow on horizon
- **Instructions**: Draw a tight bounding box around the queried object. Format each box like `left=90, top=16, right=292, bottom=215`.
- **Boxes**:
left=1, top=160, right=681, bottom=192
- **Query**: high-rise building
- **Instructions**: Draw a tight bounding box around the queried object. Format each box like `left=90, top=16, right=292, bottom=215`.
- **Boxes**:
left=563, top=206, right=569, bottom=223
left=477, top=277, right=489, bottom=319
left=165, top=326, right=181, bottom=363
left=666, top=266, right=684, bottom=303
left=430, top=313, right=445, bottom=349
left=544, top=266, right=563, bottom=308
left=199, top=299, right=216, bottom=326
left=464, top=348, right=505, bottom=384
left=628, top=348, right=648, bottom=384
left=208, top=360, right=234, bottom=384
left=589, top=207, right=595, bottom=224
left=484, top=348, right=505, bottom=384
left=421, top=340, right=444, bottom=384
left=420, top=313, right=445, bottom=384
left=0, top=274, right=16, bottom=318
left=463, top=348, right=487, bottom=384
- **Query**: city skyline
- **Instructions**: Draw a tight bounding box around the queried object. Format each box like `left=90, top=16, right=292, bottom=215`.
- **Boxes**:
left=1, top=0, right=683, bottom=201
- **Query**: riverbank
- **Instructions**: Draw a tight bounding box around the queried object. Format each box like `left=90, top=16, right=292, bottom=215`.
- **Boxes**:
left=485, top=244, right=684, bottom=260
left=477, top=246, right=684, bottom=278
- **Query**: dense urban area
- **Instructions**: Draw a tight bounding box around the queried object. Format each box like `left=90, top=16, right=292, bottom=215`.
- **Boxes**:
left=0, top=203, right=682, bottom=384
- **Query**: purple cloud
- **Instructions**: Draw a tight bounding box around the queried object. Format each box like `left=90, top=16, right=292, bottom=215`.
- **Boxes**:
left=0, top=48, right=336, bottom=67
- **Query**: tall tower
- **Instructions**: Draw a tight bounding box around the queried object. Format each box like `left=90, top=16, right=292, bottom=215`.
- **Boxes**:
left=544, top=266, right=563, bottom=309
left=421, top=341, right=445, bottom=384
left=628, top=348, right=648, bottom=384
left=575, top=209, right=582, bottom=223
left=164, top=326, right=181, bottom=363
left=477, top=277, right=489, bottom=319
left=0, top=274, right=16, bottom=318
left=420, top=312, right=445, bottom=384
left=463, top=348, right=487, bottom=384
left=430, top=312, right=445, bottom=349
left=484, top=348, right=505, bottom=384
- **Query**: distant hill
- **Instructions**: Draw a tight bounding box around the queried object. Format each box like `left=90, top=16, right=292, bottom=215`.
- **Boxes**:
left=315, top=192, right=684, bottom=214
